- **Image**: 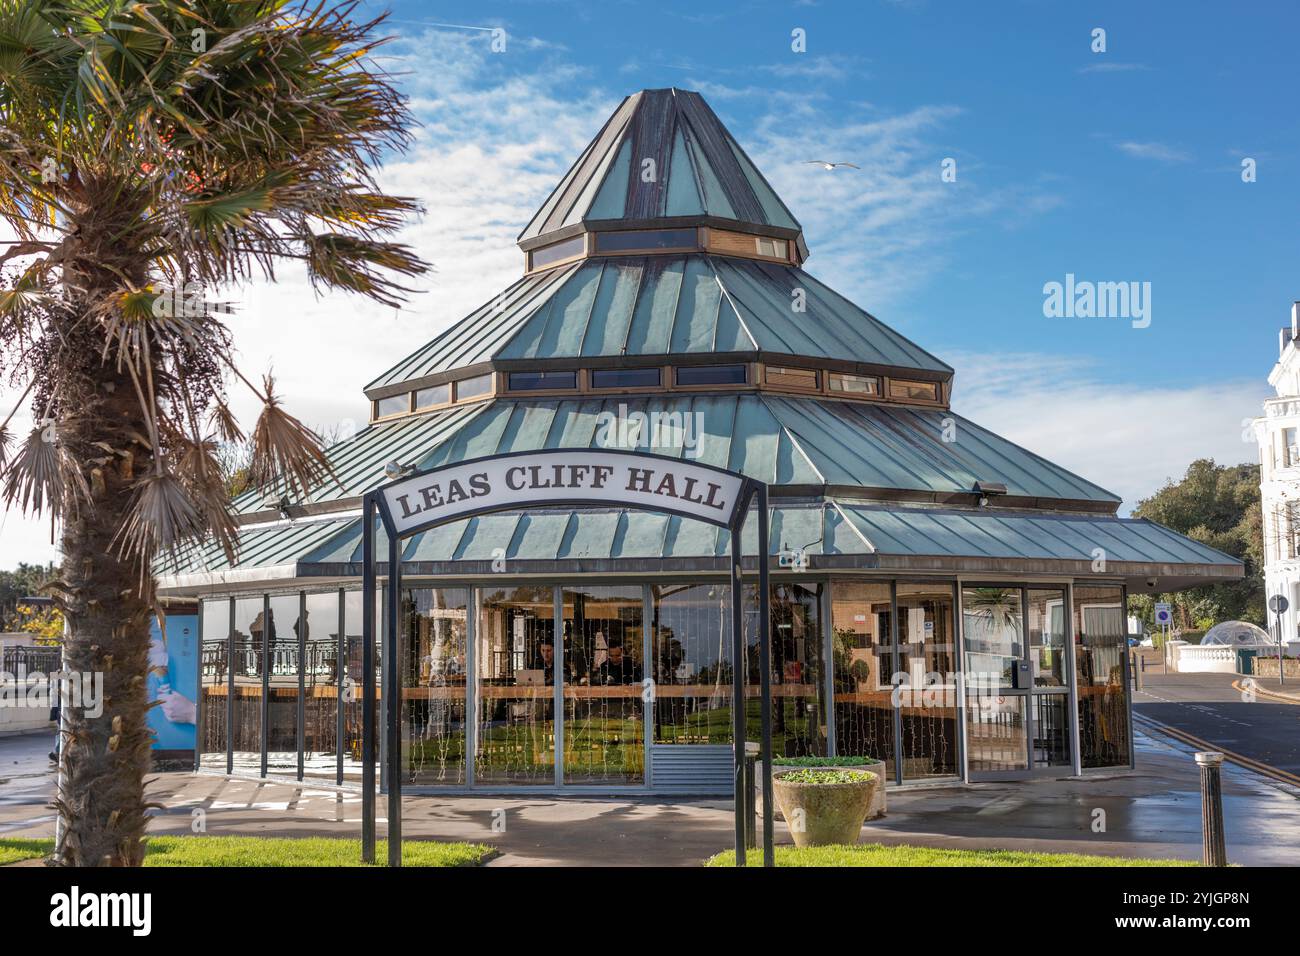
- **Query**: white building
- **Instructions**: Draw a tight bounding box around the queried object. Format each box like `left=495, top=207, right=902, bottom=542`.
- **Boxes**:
left=1255, top=302, right=1300, bottom=641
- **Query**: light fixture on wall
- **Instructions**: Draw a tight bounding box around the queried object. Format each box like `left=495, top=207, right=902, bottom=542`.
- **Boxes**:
left=384, top=460, right=416, bottom=481
left=973, top=480, right=1007, bottom=507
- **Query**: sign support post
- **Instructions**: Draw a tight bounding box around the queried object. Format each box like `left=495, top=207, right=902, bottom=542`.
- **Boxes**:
left=361, top=495, right=376, bottom=864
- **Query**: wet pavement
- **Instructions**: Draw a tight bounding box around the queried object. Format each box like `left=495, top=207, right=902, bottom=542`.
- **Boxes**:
left=3, top=725, right=1298, bottom=865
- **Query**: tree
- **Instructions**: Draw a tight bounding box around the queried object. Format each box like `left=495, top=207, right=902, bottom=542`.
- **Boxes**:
left=0, top=560, right=57, bottom=627
left=0, top=1, right=425, bottom=865
left=1128, top=459, right=1264, bottom=633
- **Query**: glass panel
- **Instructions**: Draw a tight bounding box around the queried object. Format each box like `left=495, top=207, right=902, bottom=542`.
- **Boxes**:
left=375, top=394, right=408, bottom=418
left=675, top=364, right=746, bottom=386
left=591, top=367, right=661, bottom=389
left=264, top=594, right=301, bottom=775
left=231, top=597, right=264, bottom=774
left=1027, top=590, right=1068, bottom=689
left=1074, top=585, right=1130, bottom=768
left=401, top=588, right=469, bottom=785
left=831, top=582, right=894, bottom=776
left=764, top=366, right=819, bottom=389
left=455, top=373, right=493, bottom=401
left=562, top=586, right=645, bottom=784
left=896, top=583, right=958, bottom=780
left=595, top=228, right=696, bottom=252
left=414, top=384, right=450, bottom=410
left=828, top=372, right=880, bottom=396
left=961, top=587, right=1023, bottom=687
left=755, top=237, right=787, bottom=258
left=965, top=696, right=1028, bottom=773
left=888, top=379, right=939, bottom=402
left=530, top=234, right=585, bottom=269
left=476, top=586, right=556, bottom=785
left=750, top=582, right=826, bottom=758
left=507, top=370, right=577, bottom=392
left=340, top=590, right=366, bottom=781
left=1032, top=693, right=1071, bottom=768
left=199, top=599, right=229, bottom=770
left=651, top=583, right=732, bottom=744
left=302, top=592, right=341, bottom=779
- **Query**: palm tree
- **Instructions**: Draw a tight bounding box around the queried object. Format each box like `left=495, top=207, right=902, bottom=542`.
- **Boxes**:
left=0, top=0, right=426, bottom=865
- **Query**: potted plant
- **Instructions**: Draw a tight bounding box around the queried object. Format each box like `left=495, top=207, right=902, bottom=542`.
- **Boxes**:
left=771, top=765, right=881, bottom=847
left=772, top=755, right=887, bottom=819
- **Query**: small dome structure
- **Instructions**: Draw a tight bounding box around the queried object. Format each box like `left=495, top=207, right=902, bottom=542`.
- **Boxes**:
left=1201, top=620, right=1274, bottom=646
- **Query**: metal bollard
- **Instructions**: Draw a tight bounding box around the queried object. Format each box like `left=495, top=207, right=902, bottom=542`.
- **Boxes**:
left=1195, top=752, right=1227, bottom=867
left=1133, top=654, right=1143, bottom=691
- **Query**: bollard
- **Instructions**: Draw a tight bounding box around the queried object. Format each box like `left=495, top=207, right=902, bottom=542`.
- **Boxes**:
left=1133, top=654, right=1143, bottom=691
left=1195, top=752, right=1227, bottom=867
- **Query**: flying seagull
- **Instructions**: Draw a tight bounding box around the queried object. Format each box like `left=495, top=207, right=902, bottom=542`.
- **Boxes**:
left=803, top=161, right=860, bottom=170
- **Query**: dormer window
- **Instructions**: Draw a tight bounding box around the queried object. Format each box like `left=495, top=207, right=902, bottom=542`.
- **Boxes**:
left=675, top=364, right=747, bottom=386
left=414, top=384, right=450, bottom=410
left=508, top=370, right=578, bottom=392
left=594, top=228, right=697, bottom=254
left=374, top=394, right=410, bottom=418
left=455, top=373, right=493, bottom=401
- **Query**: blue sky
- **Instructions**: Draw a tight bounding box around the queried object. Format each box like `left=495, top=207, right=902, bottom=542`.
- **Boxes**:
left=1, top=0, right=1294, bottom=565
left=370, top=0, right=1300, bottom=379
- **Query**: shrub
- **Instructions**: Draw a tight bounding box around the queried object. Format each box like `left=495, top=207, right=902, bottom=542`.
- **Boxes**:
left=772, top=755, right=881, bottom=768
left=776, top=769, right=874, bottom=785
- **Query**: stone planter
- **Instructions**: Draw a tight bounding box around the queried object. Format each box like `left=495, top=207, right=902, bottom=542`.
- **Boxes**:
left=772, top=767, right=881, bottom=848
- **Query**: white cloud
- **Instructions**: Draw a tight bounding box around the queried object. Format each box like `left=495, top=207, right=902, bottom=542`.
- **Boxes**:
left=1116, top=140, right=1191, bottom=163
left=949, top=350, right=1266, bottom=512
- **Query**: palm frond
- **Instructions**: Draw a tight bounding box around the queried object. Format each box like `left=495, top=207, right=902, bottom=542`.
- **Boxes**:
left=1, top=420, right=87, bottom=517
left=247, top=374, right=333, bottom=500
left=113, top=467, right=206, bottom=563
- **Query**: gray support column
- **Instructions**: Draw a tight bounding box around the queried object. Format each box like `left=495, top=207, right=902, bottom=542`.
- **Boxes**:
left=1064, top=583, right=1082, bottom=776
left=1122, top=584, right=1135, bottom=770
left=194, top=602, right=204, bottom=774
left=821, top=583, right=836, bottom=757
left=226, top=597, right=234, bottom=776
left=466, top=588, right=477, bottom=787
left=755, top=486, right=775, bottom=868
left=336, top=587, right=345, bottom=786
left=361, top=497, right=376, bottom=863
left=643, top=583, right=653, bottom=789
left=729, top=523, right=746, bottom=867
left=386, top=535, right=402, bottom=866
left=297, top=591, right=306, bottom=781
left=260, top=593, right=270, bottom=777
left=889, top=580, right=903, bottom=785
left=952, top=581, right=967, bottom=783
left=554, top=586, right=564, bottom=788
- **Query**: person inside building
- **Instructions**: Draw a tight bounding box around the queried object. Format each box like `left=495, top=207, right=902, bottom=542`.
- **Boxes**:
left=535, top=636, right=557, bottom=685
left=590, top=635, right=641, bottom=685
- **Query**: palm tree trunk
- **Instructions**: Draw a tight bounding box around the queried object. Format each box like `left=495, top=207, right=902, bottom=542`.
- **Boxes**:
left=52, top=251, right=156, bottom=867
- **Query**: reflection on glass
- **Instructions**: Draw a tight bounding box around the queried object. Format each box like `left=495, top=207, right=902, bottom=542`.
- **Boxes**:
left=402, top=588, right=469, bottom=784
left=961, top=587, right=1023, bottom=688
left=476, top=587, right=556, bottom=784
left=1074, top=585, right=1130, bottom=768
left=1027, top=589, right=1070, bottom=768
left=651, top=584, right=732, bottom=744
left=230, top=598, right=265, bottom=773
left=965, top=696, right=1028, bottom=772
left=265, top=595, right=301, bottom=775
left=199, top=599, right=229, bottom=770
left=1027, top=589, right=1068, bottom=688
left=302, top=592, right=341, bottom=779
left=340, top=590, right=366, bottom=781
left=748, top=583, right=826, bottom=758
left=896, top=583, right=958, bottom=780
left=562, top=586, right=644, bottom=784
left=831, top=582, right=894, bottom=777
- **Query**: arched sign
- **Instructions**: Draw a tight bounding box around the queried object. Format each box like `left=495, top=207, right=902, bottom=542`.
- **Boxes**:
left=359, top=449, right=774, bottom=868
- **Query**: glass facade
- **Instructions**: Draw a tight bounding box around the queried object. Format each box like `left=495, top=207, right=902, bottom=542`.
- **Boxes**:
left=1073, top=585, right=1130, bottom=769
left=194, top=576, right=1132, bottom=788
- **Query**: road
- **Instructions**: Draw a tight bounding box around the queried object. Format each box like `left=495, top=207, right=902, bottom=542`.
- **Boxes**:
left=1134, top=670, right=1300, bottom=781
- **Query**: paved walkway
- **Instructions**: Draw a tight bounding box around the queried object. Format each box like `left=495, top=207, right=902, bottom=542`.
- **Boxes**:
left=4, top=727, right=1299, bottom=865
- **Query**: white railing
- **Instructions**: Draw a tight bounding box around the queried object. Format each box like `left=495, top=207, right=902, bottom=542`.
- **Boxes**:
left=1171, top=644, right=1240, bottom=674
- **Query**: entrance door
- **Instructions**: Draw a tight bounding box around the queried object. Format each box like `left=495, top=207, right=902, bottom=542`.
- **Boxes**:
left=961, top=586, right=1072, bottom=779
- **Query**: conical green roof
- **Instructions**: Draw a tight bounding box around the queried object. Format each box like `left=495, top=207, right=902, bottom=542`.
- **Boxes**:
left=519, top=88, right=802, bottom=249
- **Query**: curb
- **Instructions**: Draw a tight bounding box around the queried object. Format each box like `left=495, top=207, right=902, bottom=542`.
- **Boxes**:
left=1231, top=678, right=1300, bottom=705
